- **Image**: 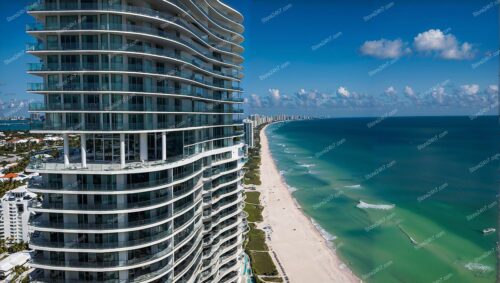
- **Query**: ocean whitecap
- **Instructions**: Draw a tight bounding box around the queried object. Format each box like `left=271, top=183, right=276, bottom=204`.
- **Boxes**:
left=344, top=184, right=362, bottom=189
left=298, top=163, right=316, bottom=168
left=465, top=262, right=493, bottom=273
left=356, top=200, right=395, bottom=210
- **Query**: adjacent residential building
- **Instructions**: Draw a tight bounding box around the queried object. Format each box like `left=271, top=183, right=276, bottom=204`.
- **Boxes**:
left=26, top=0, right=246, bottom=282
left=243, top=119, right=254, bottom=148
left=0, top=252, right=31, bottom=280
left=0, top=186, right=37, bottom=243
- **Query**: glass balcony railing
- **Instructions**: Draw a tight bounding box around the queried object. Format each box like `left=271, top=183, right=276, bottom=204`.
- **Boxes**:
left=27, top=63, right=242, bottom=91
left=27, top=83, right=244, bottom=102
left=27, top=1, right=242, bottom=46
left=29, top=102, right=244, bottom=114
left=29, top=196, right=201, bottom=231
left=30, top=227, right=173, bottom=249
left=191, top=0, right=244, bottom=33
left=29, top=170, right=204, bottom=192
left=34, top=193, right=173, bottom=211
left=26, top=42, right=240, bottom=79
left=31, top=244, right=173, bottom=268
left=29, top=118, right=243, bottom=131
left=26, top=22, right=242, bottom=63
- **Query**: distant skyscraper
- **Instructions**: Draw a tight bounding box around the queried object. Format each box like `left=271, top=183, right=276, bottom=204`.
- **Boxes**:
left=243, top=119, right=254, bottom=149
left=26, top=0, right=246, bottom=282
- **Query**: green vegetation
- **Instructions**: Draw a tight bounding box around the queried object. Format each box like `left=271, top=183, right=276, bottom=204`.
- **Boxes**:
left=4, top=157, right=30, bottom=174
left=243, top=141, right=283, bottom=283
left=243, top=124, right=265, bottom=185
left=0, top=180, right=26, bottom=198
left=246, top=223, right=268, bottom=251
left=261, top=276, right=283, bottom=282
left=248, top=251, right=279, bottom=276
left=11, top=265, right=29, bottom=282
left=244, top=203, right=263, bottom=223
left=0, top=239, right=29, bottom=254
left=245, top=191, right=261, bottom=204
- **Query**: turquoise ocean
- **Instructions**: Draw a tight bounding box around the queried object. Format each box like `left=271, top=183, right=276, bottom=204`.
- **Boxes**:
left=266, top=116, right=499, bottom=283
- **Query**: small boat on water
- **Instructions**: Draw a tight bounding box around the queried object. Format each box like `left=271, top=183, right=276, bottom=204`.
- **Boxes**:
left=482, top=228, right=496, bottom=235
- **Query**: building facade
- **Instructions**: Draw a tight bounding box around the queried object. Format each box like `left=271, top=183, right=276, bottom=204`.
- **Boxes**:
left=242, top=119, right=253, bottom=149
left=0, top=186, right=37, bottom=243
left=26, top=0, right=246, bottom=282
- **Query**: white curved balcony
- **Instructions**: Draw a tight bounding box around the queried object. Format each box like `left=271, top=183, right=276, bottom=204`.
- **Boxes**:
left=30, top=222, right=202, bottom=272
left=27, top=22, right=243, bottom=65
left=29, top=196, right=202, bottom=233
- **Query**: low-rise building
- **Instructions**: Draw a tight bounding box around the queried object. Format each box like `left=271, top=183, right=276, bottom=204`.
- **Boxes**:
left=0, top=252, right=30, bottom=280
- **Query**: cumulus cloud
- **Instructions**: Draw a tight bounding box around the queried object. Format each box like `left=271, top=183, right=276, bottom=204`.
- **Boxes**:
left=430, top=86, right=446, bottom=104
left=404, top=86, right=415, bottom=98
left=360, top=39, right=409, bottom=59
left=486, top=85, right=498, bottom=95
left=413, top=29, right=475, bottom=60
left=337, top=87, right=351, bottom=97
left=246, top=83, right=497, bottom=111
left=268, top=88, right=280, bottom=105
left=385, top=86, right=397, bottom=96
left=460, top=84, right=480, bottom=95
left=249, top=93, right=262, bottom=108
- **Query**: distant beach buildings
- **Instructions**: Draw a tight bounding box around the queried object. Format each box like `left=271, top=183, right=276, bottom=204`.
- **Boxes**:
left=243, top=119, right=254, bottom=148
left=247, top=114, right=312, bottom=128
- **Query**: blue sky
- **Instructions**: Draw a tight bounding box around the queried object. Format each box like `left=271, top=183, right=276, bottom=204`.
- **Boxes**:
left=226, top=0, right=499, bottom=116
left=0, top=0, right=498, bottom=117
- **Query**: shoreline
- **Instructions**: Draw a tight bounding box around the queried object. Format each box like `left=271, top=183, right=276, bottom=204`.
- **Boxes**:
left=256, top=123, right=360, bottom=283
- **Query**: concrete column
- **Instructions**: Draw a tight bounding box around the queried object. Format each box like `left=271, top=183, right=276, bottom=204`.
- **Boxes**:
left=140, top=133, right=148, bottom=161
left=80, top=134, right=87, bottom=168
left=63, top=133, right=69, bottom=167
left=120, top=133, right=126, bottom=168
left=162, top=132, right=167, bottom=161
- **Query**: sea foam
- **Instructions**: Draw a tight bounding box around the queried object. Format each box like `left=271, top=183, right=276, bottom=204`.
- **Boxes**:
left=298, top=163, right=316, bottom=168
left=344, top=184, right=362, bottom=189
left=356, top=200, right=395, bottom=210
left=311, top=218, right=337, bottom=243
left=465, top=262, right=493, bottom=273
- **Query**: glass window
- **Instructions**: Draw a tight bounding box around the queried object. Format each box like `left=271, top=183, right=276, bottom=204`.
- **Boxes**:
left=82, top=35, right=98, bottom=49
left=61, top=55, right=79, bottom=70
left=110, top=34, right=122, bottom=49
left=61, top=35, right=78, bottom=50
left=47, top=55, right=59, bottom=70
left=82, top=55, right=99, bottom=70
left=47, top=35, right=59, bottom=50
left=46, top=16, right=58, bottom=30
left=60, top=15, right=78, bottom=30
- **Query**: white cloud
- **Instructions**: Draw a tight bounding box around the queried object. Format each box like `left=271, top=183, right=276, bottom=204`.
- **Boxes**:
left=385, top=86, right=397, bottom=96
left=404, top=86, right=415, bottom=97
left=414, top=29, right=474, bottom=60
left=337, top=86, right=351, bottom=97
left=360, top=39, right=409, bottom=59
left=268, top=88, right=281, bottom=104
left=431, top=87, right=446, bottom=104
left=486, top=85, right=498, bottom=94
left=460, top=84, right=480, bottom=95
left=249, top=93, right=262, bottom=107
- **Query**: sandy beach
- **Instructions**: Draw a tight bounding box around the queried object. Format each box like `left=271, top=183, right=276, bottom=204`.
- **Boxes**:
left=256, top=124, right=359, bottom=283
